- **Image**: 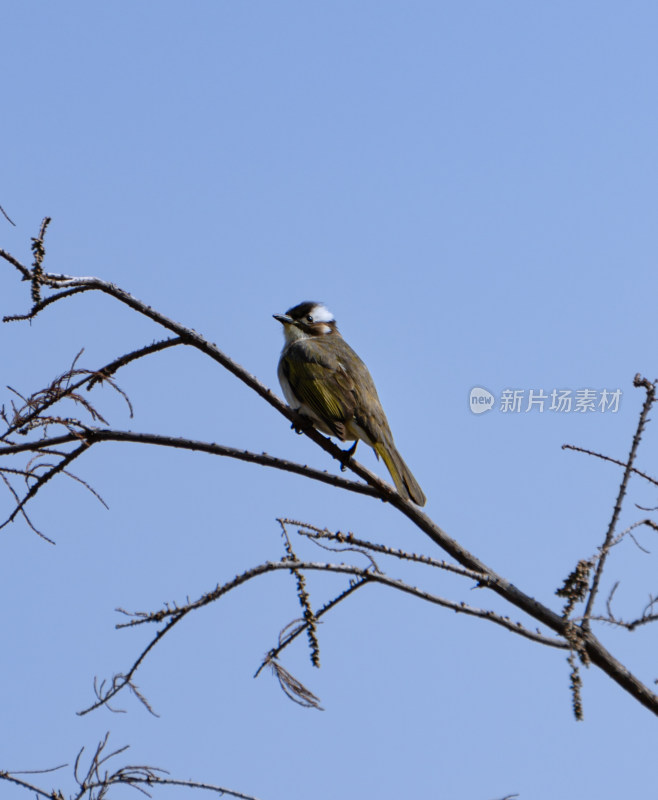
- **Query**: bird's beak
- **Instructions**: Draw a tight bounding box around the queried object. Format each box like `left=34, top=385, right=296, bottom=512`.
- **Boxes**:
left=273, top=313, right=293, bottom=325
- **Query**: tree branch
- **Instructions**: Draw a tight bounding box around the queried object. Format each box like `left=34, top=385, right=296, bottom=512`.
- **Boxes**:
left=0, top=428, right=379, bottom=499
left=3, top=232, right=658, bottom=718
left=82, top=557, right=568, bottom=714
left=0, top=733, right=263, bottom=800
left=581, top=375, right=656, bottom=626
left=562, top=443, right=658, bottom=489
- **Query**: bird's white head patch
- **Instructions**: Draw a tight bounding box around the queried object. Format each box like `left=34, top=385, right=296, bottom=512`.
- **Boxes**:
left=305, top=303, right=334, bottom=324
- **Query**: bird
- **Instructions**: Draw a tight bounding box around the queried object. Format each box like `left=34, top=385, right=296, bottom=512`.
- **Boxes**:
left=274, top=301, right=426, bottom=506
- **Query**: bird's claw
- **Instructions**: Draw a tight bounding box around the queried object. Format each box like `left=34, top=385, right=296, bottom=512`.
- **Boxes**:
left=339, top=440, right=358, bottom=471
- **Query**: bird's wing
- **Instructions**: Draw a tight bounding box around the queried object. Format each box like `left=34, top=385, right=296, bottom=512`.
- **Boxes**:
left=282, top=342, right=358, bottom=439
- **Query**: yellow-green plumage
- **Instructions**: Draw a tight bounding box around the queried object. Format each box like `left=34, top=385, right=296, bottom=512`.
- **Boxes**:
left=283, top=355, right=352, bottom=433
left=374, top=441, right=426, bottom=508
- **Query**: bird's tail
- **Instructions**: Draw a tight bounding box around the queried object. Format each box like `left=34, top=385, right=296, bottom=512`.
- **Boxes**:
left=374, top=441, right=426, bottom=507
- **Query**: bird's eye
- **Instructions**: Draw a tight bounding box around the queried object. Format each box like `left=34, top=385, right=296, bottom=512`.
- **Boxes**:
left=305, top=314, right=313, bottom=322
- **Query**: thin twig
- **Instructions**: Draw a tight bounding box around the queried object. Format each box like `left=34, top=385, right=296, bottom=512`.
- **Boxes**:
left=4, top=286, right=98, bottom=322
left=562, top=443, right=658, bottom=488
left=581, top=375, right=656, bottom=627
left=0, top=470, right=46, bottom=539
left=0, top=340, right=170, bottom=440
left=254, top=577, right=367, bottom=678
left=0, top=247, right=30, bottom=279
left=0, top=734, right=263, bottom=800
left=0, top=442, right=90, bottom=537
left=82, top=558, right=567, bottom=714
left=0, top=203, right=16, bottom=226
left=286, top=519, right=488, bottom=583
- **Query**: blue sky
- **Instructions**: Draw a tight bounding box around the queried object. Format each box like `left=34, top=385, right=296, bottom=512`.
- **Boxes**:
left=2, top=3, right=658, bottom=798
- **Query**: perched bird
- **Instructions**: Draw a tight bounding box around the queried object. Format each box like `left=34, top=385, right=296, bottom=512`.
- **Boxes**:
left=274, top=301, right=426, bottom=506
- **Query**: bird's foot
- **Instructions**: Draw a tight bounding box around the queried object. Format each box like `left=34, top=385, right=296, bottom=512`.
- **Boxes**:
left=339, top=440, right=358, bottom=471
left=290, top=413, right=313, bottom=435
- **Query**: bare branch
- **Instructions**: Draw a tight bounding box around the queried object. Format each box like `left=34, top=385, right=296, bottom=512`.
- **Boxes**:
left=0, top=203, right=16, bottom=226
left=86, top=337, right=185, bottom=389
left=583, top=583, right=658, bottom=632
left=581, top=375, right=656, bottom=626
left=0, top=771, right=56, bottom=799
left=0, top=428, right=379, bottom=497
left=254, top=577, right=367, bottom=678
left=0, top=247, right=30, bottom=279
left=82, top=555, right=568, bottom=715
left=1, top=346, right=144, bottom=441
left=4, top=285, right=96, bottom=322
left=1, top=734, right=262, bottom=800
left=606, top=518, right=654, bottom=554
left=4, top=228, right=658, bottom=719
left=562, top=442, right=658, bottom=488
left=0, top=442, right=89, bottom=536
left=286, top=518, right=489, bottom=583
left=0, top=470, right=48, bottom=540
